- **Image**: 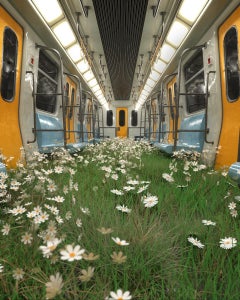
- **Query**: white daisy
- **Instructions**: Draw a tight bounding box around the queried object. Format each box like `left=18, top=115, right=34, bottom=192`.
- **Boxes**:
left=21, top=232, right=33, bottom=245
left=219, top=237, right=237, bottom=249
left=60, top=244, right=85, bottom=261
left=45, top=272, right=63, bottom=299
left=110, top=189, right=124, bottom=196
left=109, top=289, right=132, bottom=300
left=187, top=236, right=205, bottom=248
left=1, top=223, right=10, bottom=235
left=116, top=205, right=132, bottom=213
left=141, top=194, right=158, bottom=208
left=13, top=268, right=25, bottom=280
left=112, top=237, right=129, bottom=246
left=202, top=220, right=216, bottom=226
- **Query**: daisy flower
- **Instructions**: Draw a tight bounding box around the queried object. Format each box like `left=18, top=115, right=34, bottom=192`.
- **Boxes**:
left=112, top=237, right=129, bottom=246
left=219, top=237, right=237, bottom=249
left=45, top=272, right=63, bottom=299
left=228, top=202, right=236, bottom=210
left=21, top=232, right=33, bottom=245
left=110, top=189, right=124, bottom=196
left=82, top=252, right=100, bottom=261
left=39, top=238, right=62, bottom=258
left=13, top=268, right=25, bottom=280
left=230, top=209, right=238, bottom=218
left=116, top=205, right=132, bottom=213
left=78, top=266, right=94, bottom=282
left=123, top=186, right=135, bottom=192
left=187, top=236, right=205, bottom=248
left=109, top=289, right=132, bottom=300
left=9, top=205, right=26, bottom=215
left=141, top=194, right=158, bottom=208
left=60, top=244, right=85, bottom=261
left=202, top=220, right=216, bottom=226
left=97, top=227, right=113, bottom=234
left=162, top=173, right=175, bottom=183
left=111, top=251, right=127, bottom=264
left=76, top=218, right=82, bottom=227
left=1, top=223, right=10, bottom=235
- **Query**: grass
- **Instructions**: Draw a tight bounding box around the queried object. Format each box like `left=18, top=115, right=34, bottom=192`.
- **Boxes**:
left=0, top=139, right=240, bottom=299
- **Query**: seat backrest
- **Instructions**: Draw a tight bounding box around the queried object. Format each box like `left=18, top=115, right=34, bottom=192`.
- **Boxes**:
left=178, top=113, right=205, bottom=151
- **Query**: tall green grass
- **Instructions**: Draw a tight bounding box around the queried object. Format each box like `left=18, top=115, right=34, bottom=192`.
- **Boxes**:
left=0, top=139, right=239, bottom=299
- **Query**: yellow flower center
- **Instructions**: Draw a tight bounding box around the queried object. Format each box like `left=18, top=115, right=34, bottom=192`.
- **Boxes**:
left=69, top=252, right=76, bottom=258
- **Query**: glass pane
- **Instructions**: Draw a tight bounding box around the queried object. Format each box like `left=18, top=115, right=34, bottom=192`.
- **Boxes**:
left=107, top=110, right=113, bottom=126
left=38, top=50, right=58, bottom=81
left=1, top=27, right=18, bottom=101
left=186, top=73, right=205, bottom=113
left=119, top=110, right=125, bottom=126
left=184, top=50, right=203, bottom=81
left=36, top=50, right=58, bottom=113
left=224, top=26, right=239, bottom=102
left=184, top=50, right=206, bottom=113
left=131, top=110, right=137, bottom=126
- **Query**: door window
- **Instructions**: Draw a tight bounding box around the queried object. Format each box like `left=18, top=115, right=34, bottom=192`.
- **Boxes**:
left=224, top=26, right=239, bottom=102
left=1, top=27, right=18, bottom=101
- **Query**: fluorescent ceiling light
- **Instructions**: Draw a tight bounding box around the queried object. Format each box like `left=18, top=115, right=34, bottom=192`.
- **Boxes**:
left=52, top=20, right=76, bottom=47
left=153, top=59, right=167, bottom=73
left=146, top=78, right=155, bottom=88
left=67, top=43, right=84, bottom=62
left=144, top=84, right=152, bottom=93
left=91, top=84, right=101, bottom=93
left=178, top=0, right=208, bottom=24
left=95, top=90, right=103, bottom=97
left=88, top=78, right=98, bottom=88
left=83, top=70, right=94, bottom=81
left=166, top=19, right=189, bottom=47
left=160, top=43, right=175, bottom=63
left=149, top=69, right=161, bottom=82
left=77, top=59, right=90, bottom=73
left=31, top=0, right=63, bottom=23
left=141, top=89, right=149, bottom=97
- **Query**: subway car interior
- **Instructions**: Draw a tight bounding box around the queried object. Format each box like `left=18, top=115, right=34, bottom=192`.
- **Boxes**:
left=0, top=0, right=240, bottom=180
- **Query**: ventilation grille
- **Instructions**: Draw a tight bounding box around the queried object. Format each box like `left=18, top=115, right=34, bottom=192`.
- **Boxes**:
left=92, top=0, right=148, bottom=100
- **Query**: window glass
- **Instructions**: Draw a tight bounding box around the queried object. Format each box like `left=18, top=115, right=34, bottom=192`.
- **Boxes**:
left=184, top=50, right=206, bottom=113
left=107, top=110, right=113, bottom=126
left=131, top=110, right=138, bottom=126
left=224, top=26, right=239, bottom=102
left=36, top=50, right=58, bottom=113
left=1, top=27, right=18, bottom=101
left=119, top=110, right=125, bottom=126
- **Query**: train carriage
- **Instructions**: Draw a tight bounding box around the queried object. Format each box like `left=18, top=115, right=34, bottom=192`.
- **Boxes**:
left=0, top=0, right=239, bottom=184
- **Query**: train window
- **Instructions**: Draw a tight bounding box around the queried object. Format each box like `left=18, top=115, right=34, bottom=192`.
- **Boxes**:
left=119, top=110, right=125, bottom=126
left=131, top=110, right=138, bottom=126
left=224, top=27, right=239, bottom=102
left=184, top=50, right=206, bottom=113
left=107, top=110, right=113, bottom=126
left=1, top=27, right=18, bottom=101
left=36, top=50, right=58, bottom=113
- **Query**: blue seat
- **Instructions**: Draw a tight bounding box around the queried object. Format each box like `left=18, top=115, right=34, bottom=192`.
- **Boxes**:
left=66, top=124, right=89, bottom=153
left=228, top=162, right=240, bottom=184
left=154, top=113, right=206, bottom=154
left=36, top=113, right=64, bottom=153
